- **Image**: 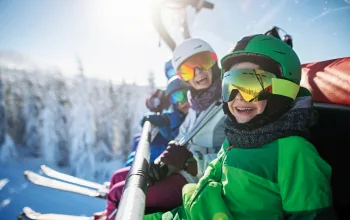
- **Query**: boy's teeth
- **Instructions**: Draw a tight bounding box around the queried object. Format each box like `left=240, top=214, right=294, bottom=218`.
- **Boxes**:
left=237, top=108, right=253, bottom=110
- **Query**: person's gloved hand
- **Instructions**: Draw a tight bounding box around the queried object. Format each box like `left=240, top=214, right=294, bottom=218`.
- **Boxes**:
left=159, top=140, right=193, bottom=170
left=140, top=112, right=170, bottom=127
left=147, top=162, right=169, bottom=186
left=145, top=89, right=170, bottom=113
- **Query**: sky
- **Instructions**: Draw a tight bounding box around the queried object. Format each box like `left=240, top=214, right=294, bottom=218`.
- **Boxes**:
left=0, top=0, right=349, bottom=86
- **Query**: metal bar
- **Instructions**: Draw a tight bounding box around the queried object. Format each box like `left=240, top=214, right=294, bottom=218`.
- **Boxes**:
left=151, top=2, right=176, bottom=51
left=314, top=102, right=350, bottom=112
left=115, top=121, right=153, bottom=220
left=179, top=101, right=222, bottom=145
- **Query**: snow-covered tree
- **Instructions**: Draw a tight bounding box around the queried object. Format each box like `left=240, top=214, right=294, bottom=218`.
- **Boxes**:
left=148, top=71, right=156, bottom=93
left=3, top=69, right=26, bottom=146
left=23, top=79, right=42, bottom=156
left=0, top=69, right=7, bottom=146
left=67, top=75, right=96, bottom=179
left=0, top=61, right=150, bottom=180
left=0, top=67, right=17, bottom=162
left=113, top=81, right=134, bottom=159
left=38, top=74, right=69, bottom=166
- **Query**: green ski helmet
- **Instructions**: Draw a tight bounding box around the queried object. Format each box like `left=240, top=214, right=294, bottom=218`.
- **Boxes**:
left=221, top=35, right=303, bottom=126
left=221, top=34, right=301, bottom=86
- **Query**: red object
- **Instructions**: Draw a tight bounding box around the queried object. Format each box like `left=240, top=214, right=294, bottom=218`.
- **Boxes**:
left=300, top=57, right=350, bottom=105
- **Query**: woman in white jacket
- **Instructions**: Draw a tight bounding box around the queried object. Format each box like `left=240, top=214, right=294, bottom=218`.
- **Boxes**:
left=97, top=39, right=225, bottom=220
left=147, top=38, right=225, bottom=210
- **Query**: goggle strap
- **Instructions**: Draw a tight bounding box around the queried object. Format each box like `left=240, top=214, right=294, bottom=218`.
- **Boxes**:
left=176, top=72, right=184, bottom=80
left=272, top=78, right=300, bottom=99
left=210, top=52, right=218, bottom=62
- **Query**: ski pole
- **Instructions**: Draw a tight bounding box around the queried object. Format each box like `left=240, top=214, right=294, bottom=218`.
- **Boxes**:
left=178, top=100, right=222, bottom=145
left=159, top=100, right=223, bottom=175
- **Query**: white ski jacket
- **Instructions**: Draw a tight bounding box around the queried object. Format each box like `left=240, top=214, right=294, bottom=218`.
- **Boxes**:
left=175, top=101, right=225, bottom=183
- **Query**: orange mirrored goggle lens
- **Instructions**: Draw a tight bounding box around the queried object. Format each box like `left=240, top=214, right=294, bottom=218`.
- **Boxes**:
left=177, top=51, right=217, bottom=81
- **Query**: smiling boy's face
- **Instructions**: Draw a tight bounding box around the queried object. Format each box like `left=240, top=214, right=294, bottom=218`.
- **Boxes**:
left=227, top=62, right=268, bottom=124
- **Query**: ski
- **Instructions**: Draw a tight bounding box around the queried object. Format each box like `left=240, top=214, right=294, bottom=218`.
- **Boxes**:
left=24, top=171, right=107, bottom=199
left=40, top=165, right=109, bottom=189
left=18, top=206, right=93, bottom=220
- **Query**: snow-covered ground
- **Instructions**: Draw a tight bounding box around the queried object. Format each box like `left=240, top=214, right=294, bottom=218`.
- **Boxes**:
left=0, top=157, right=106, bottom=218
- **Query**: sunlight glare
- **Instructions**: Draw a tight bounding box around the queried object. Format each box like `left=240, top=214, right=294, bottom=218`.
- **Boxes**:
left=92, top=0, right=153, bottom=36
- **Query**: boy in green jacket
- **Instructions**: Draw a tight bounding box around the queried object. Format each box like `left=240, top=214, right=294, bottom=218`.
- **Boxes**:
left=145, top=34, right=336, bottom=220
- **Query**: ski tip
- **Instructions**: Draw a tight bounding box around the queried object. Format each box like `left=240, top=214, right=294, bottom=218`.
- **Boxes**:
left=23, top=170, right=30, bottom=177
left=19, top=207, right=38, bottom=220
left=40, top=164, right=47, bottom=170
left=17, top=212, right=26, bottom=220
left=24, top=170, right=36, bottom=177
left=24, top=171, right=39, bottom=183
left=23, top=206, right=33, bottom=213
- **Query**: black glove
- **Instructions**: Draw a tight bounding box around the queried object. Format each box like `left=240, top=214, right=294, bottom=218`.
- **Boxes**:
left=145, top=89, right=170, bottom=112
left=159, top=140, right=193, bottom=170
left=147, top=162, right=169, bottom=186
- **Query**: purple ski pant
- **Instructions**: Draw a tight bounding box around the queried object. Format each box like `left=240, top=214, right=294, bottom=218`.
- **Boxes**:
left=106, top=166, right=188, bottom=219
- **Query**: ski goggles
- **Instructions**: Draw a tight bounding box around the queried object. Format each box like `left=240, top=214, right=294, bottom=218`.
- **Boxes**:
left=222, top=69, right=300, bottom=102
left=170, top=89, right=188, bottom=104
left=177, top=51, right=217, bottom=81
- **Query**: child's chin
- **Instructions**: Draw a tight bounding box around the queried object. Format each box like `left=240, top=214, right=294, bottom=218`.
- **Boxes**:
left=235, top=115, right=255, bottom=124
left=195, top=81, right=210, bottom=89
left=237, top=119, right=250, bottom=124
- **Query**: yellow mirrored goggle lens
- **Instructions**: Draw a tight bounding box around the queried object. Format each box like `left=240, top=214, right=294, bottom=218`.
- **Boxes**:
left=222, top=69, right=300, bottom=102
left=222, top=69, right=276, bottom=102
